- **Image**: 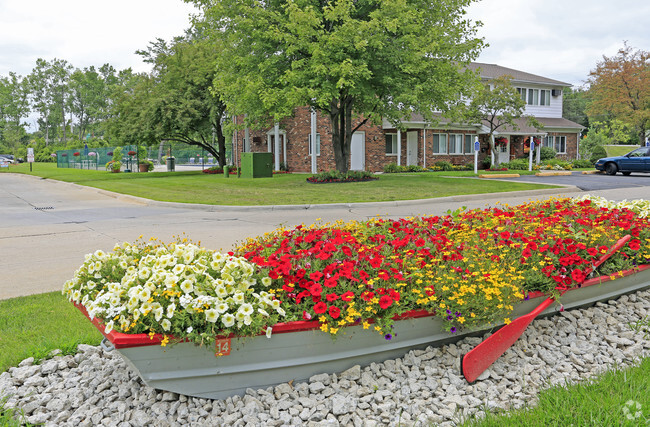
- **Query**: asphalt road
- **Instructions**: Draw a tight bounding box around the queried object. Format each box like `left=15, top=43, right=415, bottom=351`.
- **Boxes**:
left=2, top=172, right=649, bottom=300
left=506, top=171, right=650, bottom=191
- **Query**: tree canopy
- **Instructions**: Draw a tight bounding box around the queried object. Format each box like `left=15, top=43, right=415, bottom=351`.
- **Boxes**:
left=587, top=43, right=650, bottom=145
left=195, top=0, right=484, bottom=172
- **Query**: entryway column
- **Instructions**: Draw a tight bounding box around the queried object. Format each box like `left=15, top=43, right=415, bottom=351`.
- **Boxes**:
left=311, top=109, right=317, bottom=174
left=397, top=131, right=402, bottom=166
left=274, top=123, right=280, bottom=171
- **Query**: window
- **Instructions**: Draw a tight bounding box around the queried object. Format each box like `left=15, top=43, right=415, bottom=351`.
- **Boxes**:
left=539, top=90, right=551, bottom=106
left=516, top=87, right=526, bottom=102
left=554, top=136, right=566, bottom=153
left=518, top=87, right=551, bottom=106
left=432, top=134, right=447, bottom=154
left=449, top=134, right=463, bottom=154
left=543, top=136, right=554, bottom=148
left=385, top=134, right=397, bottom=155
left=464, top=135, right=474, bottom=154
left=308, top=133, right=320, bottom=156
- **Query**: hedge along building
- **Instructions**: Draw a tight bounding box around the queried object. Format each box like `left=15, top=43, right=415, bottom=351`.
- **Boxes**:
left=231, top=63, right=584, bottom=173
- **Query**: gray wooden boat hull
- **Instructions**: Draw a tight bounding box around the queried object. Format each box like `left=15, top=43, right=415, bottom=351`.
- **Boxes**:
left=99, top=266, right=650, bottom=400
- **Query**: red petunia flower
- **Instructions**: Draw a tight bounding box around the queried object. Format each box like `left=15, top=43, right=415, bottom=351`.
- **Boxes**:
left=629, top=239, right=641, bottom=251
left=326, top=293, right=339, bottom=302
left=314, top=301, right=327, bottom=314
left=379, top=295, right=393, bottom=309
left=571, top=268, right=586, bottom=283
left=361, top=291, right=375, bottom=301
left=340, top=291, right=354, bottom=302
left=329, top=305, right=341, bottom=319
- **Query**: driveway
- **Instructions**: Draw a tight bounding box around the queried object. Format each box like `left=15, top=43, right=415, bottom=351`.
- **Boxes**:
left=2, top=173, right=649, bottom=299
left=503, top=171, right=650, bottom=191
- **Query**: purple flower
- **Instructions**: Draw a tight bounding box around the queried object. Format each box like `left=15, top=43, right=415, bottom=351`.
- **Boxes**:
left=384, top=334, right=392, bottom=340
left=524, top=293, right=530, bottom=301
left=450, top=327, right=457, bottom=333
left=455, top=311, right=461, bottom=318
left=446, top=315, right=453, bottom=321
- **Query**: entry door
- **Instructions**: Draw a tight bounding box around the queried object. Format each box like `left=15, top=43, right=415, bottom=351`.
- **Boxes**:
left=497, top=137, right=510, bottom=164
left=350, top=132, right=365, bottom=170
left=406, top=131, right=418, bottom=166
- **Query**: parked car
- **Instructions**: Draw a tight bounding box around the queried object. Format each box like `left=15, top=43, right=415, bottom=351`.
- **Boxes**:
left=0, top=154, right=14, bottom=164
left=594, top=147, right=650, bottom=175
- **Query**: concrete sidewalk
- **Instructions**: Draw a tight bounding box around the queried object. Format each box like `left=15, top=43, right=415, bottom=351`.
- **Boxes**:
left=2, top=172, right=648, bottom=300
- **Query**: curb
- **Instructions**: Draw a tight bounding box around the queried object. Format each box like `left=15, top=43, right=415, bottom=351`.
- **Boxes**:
left=478, top=174, right=521, bottom=179
left=5, top=172, right=581, bottom=212
left=535, top=171, right=572, bottom=176
left=582, top=170, right=602, bottom=175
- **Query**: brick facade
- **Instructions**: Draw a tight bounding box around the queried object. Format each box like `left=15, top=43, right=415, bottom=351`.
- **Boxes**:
left=234, top=108, right=580, bottom=172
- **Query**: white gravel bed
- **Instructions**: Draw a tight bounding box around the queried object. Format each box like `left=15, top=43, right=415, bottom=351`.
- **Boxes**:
left=1, top=290, right=649, bottom=427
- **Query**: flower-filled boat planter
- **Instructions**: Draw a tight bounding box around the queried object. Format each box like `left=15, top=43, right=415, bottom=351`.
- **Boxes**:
left=75, top=265, right=650, bottom=400
left=65, top=196, right=650, bottom=400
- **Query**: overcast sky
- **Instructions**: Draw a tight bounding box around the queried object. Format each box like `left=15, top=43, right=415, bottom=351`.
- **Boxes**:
left=1, top=0, right=649, bottom=88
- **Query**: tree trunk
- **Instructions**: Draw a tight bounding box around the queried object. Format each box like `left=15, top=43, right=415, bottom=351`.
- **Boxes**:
left=329, top=96, right=353, bottom=174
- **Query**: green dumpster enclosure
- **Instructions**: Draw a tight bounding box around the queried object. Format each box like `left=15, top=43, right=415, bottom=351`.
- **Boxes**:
left=240, top=152, right=273, bottom=178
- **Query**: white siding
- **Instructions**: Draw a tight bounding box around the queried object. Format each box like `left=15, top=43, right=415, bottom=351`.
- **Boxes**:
left=519, top=84, right=564, bottom=118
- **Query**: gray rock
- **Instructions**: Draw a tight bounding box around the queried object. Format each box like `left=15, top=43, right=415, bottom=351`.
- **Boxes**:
left=340, top=365, right=361, bottom=381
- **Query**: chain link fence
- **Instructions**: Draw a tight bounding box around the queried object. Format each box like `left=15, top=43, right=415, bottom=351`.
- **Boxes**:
left=56, top=142, right=233, bottom=171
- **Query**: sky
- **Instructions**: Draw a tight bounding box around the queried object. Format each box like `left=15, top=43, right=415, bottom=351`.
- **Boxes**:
left=1, top=0, right=649, bottom=88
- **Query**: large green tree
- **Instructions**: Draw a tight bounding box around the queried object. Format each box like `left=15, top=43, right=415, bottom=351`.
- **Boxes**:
left=587, top=43, right=650, bottom=146
left=195, top=0, right=484, bottom=172
left=108, top=37, right=229, bottom=164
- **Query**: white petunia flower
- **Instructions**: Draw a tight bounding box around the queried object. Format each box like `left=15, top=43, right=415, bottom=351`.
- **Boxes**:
left=205, top=309, right=219, bottom=323
left=222, top=313, right=235, bottom=328
left=265, top=327, right=272, bottom=339
left=161, top=319, right=171, bottom=331
left=180, top=279, right=194, bottom=294
left=261, top=277, right=272, bottom=287
left=216, top=302, right=229, bottom=314
left=238, top=303, right=254, bottom=316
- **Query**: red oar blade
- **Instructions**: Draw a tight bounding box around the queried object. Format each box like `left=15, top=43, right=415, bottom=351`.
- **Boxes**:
left=460, top=234, right=631, bottom=383
left=461, top=297, right=554, bottom=383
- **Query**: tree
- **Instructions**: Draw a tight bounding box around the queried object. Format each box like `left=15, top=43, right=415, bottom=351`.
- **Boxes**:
left=107, top=37, right=229, bottom=165
left=27, top=58, right=73, bottom=145
left=562, top=87, right=589, bottom=129
left=587, top=43, right=650, bottom=146
left=196, top=0, right=484, bottom=173
left=68, top=64, right=119, bottom=141
left=456, top=75, right=541, bottom=166
left=0, top=72, right=30, bottom=151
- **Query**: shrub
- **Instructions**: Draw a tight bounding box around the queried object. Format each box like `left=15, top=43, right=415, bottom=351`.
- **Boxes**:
left=383, top=163, right=401, bottom=173
left=500, top=159, right=529, bottom=170
left=589, top=145, right=608, bottom=164
left=433, top=161, right=453, bottom=171
left=539, top=146, right=557, bottom=161
left=307, top=170, right=377, bottom=183
left=572, top=159, right=594, bottom=168
left=482, top=157, right=492, bottom=170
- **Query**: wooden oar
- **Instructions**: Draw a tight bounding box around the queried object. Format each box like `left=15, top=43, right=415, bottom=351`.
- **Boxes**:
left=460, top=234, right=631, bottom=383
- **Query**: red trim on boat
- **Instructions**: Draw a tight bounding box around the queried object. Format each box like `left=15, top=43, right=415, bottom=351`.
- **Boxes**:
left=75, top=264, right=650, bottom=349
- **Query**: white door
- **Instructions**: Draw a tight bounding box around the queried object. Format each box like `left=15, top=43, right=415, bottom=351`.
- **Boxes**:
left=407, top=131, right=418, bottom=166
left=497, top=137, right=510, bottom=164
left=350, top=132, right=365, bottom=170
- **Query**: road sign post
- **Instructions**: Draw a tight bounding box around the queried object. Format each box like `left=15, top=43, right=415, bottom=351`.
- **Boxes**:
left=27, top=147, right=34, bottom=172
left=474, top=137, right=480, bottom=174
left=528, top=140, right=535, bottom=172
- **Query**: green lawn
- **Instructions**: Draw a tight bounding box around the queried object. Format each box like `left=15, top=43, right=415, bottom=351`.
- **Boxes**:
left=464, top=357, right=650, bottom=426
left=1, top=163, right=558, bottom=206
left=605, top=145, right=639, bottom=157
left=0, top=292, right=102, bottom=372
